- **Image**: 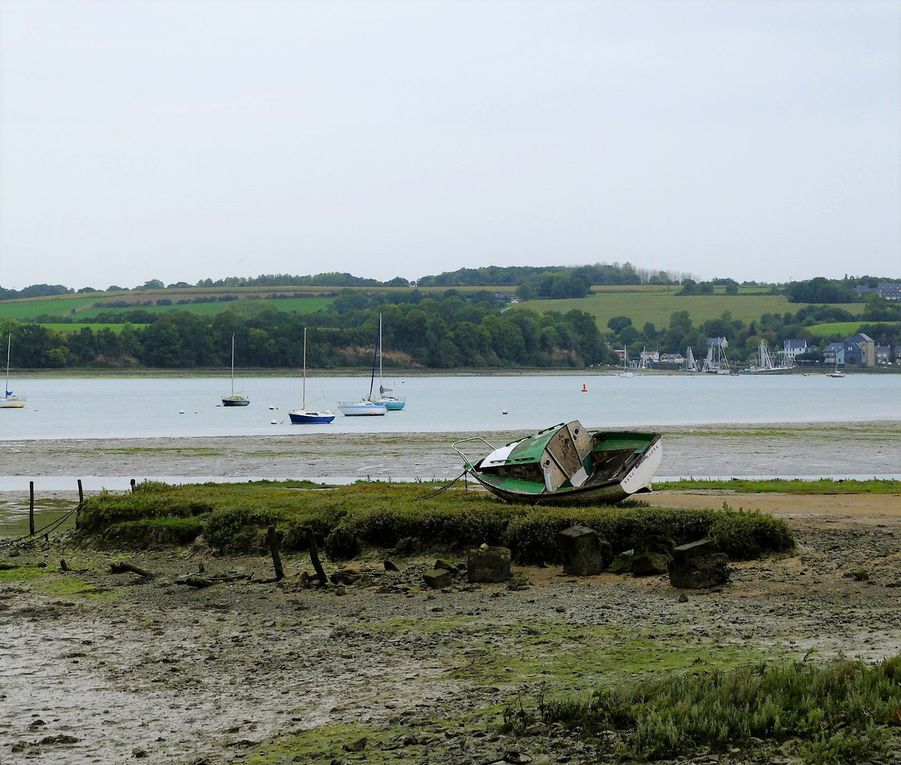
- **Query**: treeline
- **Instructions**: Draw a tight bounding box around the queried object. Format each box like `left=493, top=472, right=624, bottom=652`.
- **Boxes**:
left=418, top=262, right=687, bottom=290
left=2, top=290, right=609, bottom=369
left=784, top=275, right=900, bottom=304
left=0, top=283, right=74, bottom=300
left=606, top=300, right=901, bottom=365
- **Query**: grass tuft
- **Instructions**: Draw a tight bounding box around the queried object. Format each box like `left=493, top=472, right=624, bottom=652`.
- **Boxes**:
left=505, top=654, right=901, bottom=762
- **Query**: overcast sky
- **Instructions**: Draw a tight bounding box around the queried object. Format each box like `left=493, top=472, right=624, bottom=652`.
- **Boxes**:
left=0, top=0, right=898, bottom=290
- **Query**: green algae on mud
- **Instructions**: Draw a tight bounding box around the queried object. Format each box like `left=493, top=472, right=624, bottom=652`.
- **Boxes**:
left=341, top=616, right=772, bottom=690
left=0, top=564, right=118, bottom=599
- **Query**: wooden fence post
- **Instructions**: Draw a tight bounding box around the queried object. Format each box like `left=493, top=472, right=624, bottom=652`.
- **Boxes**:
left=76, top=479, right=84, bottom=529
left=29, top=481, right=35, bottom=536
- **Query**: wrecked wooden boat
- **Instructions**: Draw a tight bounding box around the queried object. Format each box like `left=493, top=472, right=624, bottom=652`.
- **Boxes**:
left=453, top=420, right=662, bottom=505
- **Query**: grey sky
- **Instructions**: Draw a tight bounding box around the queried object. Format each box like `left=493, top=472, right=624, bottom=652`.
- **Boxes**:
left=1, top=0, right=898, bottom=290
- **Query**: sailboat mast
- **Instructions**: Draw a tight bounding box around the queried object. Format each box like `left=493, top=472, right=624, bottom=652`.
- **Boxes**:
left=230, top=333, right=236, bottom=395
left=5, top=334, right=10, bottom=393
left=379, top=313, right=384, bottom=391
left=368, top=320, right=379, bottom=401
left=302, top=327, right=307, bottom=410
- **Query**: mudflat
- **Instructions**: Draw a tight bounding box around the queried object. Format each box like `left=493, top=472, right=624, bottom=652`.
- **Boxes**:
left=1, top=489, right=899, bottom=764
left=2, top=420, right=899, bottom=485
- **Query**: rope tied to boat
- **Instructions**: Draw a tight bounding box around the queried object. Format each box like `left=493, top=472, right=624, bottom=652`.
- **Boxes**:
left=417, top=471, right=468, bottom=501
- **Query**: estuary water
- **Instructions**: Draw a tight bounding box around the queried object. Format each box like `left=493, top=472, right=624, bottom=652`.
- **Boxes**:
left=1, top=372, right=899, bottom=441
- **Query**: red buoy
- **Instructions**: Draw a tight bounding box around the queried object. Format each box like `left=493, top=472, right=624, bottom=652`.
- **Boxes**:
left=581, top=383, right=588, bottom=392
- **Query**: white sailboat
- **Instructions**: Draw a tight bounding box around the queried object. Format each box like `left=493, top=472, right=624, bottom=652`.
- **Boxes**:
left=221, top=333, right=250, bottom=406
left=289, top=328, right=335, bottom=424
left=338, top=320, right=387, bottom=416
left=1, top=333, right=26, bottom=409
left=683, top=346, right=698, bottom=373
left=619, top=347, right=634, bottom=378
left=373, top=313, right=405, bottom=411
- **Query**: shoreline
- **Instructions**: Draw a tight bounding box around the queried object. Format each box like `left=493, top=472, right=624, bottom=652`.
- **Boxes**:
left=1, top=420, right=899, bottom=490
left=12, top=366, right=901, bottom=379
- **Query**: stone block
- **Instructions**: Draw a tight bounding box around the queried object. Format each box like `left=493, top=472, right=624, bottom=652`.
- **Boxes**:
left=467, top=546, right=511, bottom=583
left=557, top=525, right=613, bottom=576
left=631, top=550, right=672, bottom=576
left=423, top=569, right=453, bottom=589
left=668, top=539, right=730, bottom=588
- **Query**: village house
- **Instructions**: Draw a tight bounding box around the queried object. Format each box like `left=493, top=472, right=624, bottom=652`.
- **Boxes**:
left=782, top=338, right=807, bottom=362
left=876, top=345, right=892, bottom=365
left=824, top=342, right=845, bottom=366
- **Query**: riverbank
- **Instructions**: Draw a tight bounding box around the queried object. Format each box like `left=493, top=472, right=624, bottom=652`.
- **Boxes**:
left=1, top=489, right=899, bottom=764
left=2, top=421, right=899, bottom=487
left=11, top=365, right=901, bottom=379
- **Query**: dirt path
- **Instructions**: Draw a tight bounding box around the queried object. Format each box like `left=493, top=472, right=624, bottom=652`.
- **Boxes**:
left=2, top=490, right=899, bottom=764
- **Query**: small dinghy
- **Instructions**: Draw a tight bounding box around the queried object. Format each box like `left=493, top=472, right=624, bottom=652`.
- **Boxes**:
left=454, top=420, right=662, bottom=505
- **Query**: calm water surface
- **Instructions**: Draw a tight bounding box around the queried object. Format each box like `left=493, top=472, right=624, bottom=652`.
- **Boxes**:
left=1, top=373, right=899, bottom=441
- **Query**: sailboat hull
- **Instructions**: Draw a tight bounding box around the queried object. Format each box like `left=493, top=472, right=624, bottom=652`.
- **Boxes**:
left=1, top=396, right=25, bottom=409
left=380, top=399, right=405, bottom=411
left=289, top=411, right=336, bottom=424
left=338, top=401, right=387, bottom=416
left=222, top=397, right=250, bottom=407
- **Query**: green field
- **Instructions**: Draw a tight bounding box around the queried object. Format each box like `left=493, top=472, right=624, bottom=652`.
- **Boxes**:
left=805, top=321, right=901, bottom=338
left=0, top=296, right=100, bottom=320
left=38, top=322, right=150, bottom=334
left=0, top=293, right=335, bottom=321
left=0, top=283, right=516, bottom=322
left=77, top=295, right=335, bottom=319
left=518, top=289, right=866, bottom=329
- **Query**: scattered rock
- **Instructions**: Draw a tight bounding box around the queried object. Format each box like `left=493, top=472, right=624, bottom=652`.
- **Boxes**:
left=391, top=537, right=420, bottom=556
left=433, top=558, right=456, bottom=572
left=609, top=549, right=633, bottom=574
left=132, top=747, right=148, bottom=758
left=343, top=736, right=367, bottom=752
left=678, top=593, right=689, bottom=603
left=330, top=569, right=361, bottom=586
left=844, top=569, right=869, bottom=581
left=668, top=539, right=730, bottom=589
left=423, top=569, right=453, bottom=589
left=503, top=752, right=533, bottom=764
left=39, top=735, right=79, bottom=745
left=557, top=525, right=612, bottom=576
left=383, top=559, right=400, bottom=572
left=631, top=550, right=672, bottom=576
left=468, top=546, right=511, bottom=583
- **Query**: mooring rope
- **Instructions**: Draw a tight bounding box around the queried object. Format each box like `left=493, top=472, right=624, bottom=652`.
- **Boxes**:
left=417, top=471, right=468, bottom=501
left=0, top=504, right=80, bottom=547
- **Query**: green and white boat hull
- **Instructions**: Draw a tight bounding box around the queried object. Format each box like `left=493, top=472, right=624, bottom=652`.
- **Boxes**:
left=455, top=421, right=662, bottom=506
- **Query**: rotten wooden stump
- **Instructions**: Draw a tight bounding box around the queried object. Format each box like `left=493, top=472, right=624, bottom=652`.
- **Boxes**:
left=109, top=561, right=155, bottom=579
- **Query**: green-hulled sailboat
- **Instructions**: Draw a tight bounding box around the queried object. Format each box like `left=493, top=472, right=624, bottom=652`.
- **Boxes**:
left=454, top=420, right=661, bottom=505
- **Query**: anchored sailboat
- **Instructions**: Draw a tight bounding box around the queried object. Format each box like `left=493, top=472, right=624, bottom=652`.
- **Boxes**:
left=1, top=333, right=26, bottom=409
left=373, top=313, right=405, bottom=411
left=289, top=328, right=335, bottom=424
left=338, top=320, right=387, bottom=416
left=221, top=333, right=250, bottom=407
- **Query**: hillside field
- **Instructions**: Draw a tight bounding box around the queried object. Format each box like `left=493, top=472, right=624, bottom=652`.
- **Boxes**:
left=0, top=284, right=870, bottom=335
left=517, top=289, right=866, bottom=329
left=805, top=321, right=901, bottom=338
left=0, top=284, right=517, bottom=323
left=37, top=323, right=150, bottom=334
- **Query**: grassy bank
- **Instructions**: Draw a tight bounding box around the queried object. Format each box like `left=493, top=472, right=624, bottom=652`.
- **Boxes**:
left=655, top=478, right=901, bottom=494
left=79, top=481, right=794, bottom=562
left=503, top=654, right=901, bottom=763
